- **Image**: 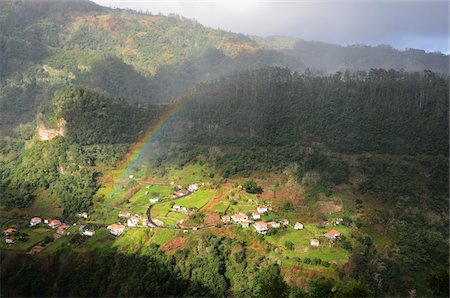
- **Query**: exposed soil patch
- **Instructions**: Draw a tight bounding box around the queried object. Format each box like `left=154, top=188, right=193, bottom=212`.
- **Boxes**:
left=201, top=196, right=223, bottom=212
left=204, top=213, right=221, bottom=225
left=209, top=226, right=237, bottom=238
left=261, top=187, right=305, bottom=210
left=161, top=237, right=187, bottom=253
left=316, top=200, right=343, bottom=214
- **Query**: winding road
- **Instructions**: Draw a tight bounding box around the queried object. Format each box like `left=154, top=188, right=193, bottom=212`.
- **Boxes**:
left=145, top=189, right=236, bottom=230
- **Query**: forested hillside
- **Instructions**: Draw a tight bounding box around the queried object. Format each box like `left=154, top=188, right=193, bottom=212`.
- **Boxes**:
left=0, top=0, right=447, bottom=133
left=161, top=67, right=448, bottom=155
left=0, top=1, right=448, bottom=297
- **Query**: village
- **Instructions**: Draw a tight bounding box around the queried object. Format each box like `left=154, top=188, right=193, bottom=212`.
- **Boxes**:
left=1, top=176, right=348, bottom=261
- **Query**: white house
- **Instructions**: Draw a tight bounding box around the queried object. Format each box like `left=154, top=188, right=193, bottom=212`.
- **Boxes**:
left=268, top=221, right=280, bottom=228
left=281, top=219, right=289, bottom=226
left=294, top=222, right=304, bottom=230
left=76, top=212, right=88, bottom=219
left=149, top=198, right=159, bottom=203
left=241, top=220, right=250, bottom=228
left=82, top=229, right=95, bottom=237
left=257, top=206, right=268, bottom=213
left=310, top=239, right=320, bottom=247
left=49, top=219, right=62, bottom=229
left=30, top=217, right=42, bottom=226
left=222, top=215, right=231, bottom=223
left=118, top=211, right=131, bottom=218
left=57, top=224, right=69, bottom=235
left=231, top=213, right=248, bottom=223
left=252, top=212, right=261, bottom=220
left=107, top=224, right=126, bottom=236
left=5, top=238, right=15, bottom=244
left=253, top=221, right=268, bottom=234
left=145, top=191, right=149, bottom=195
left=172, top=204, right=182, bottom=212
left=129, top=175, right=134, bottom=179
left=127, top=215, right=141, bottom=227
left=188, top=184, right=199, bottom=192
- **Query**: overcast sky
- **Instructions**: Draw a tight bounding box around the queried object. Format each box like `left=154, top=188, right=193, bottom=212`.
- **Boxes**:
left=94, top=0, right=449, bottom=53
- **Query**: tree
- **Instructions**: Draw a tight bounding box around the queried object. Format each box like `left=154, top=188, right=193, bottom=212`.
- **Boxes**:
left=308, top=276, right=335, bottom=297
left=242, top=179, right=263, bottom=194
left=426, top=268, right=449, bottom=297
left=284, top=240, right=295, bottom=250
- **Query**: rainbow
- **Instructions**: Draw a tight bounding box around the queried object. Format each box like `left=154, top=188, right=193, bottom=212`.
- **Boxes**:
left=119, top=96, right=188, bottom=178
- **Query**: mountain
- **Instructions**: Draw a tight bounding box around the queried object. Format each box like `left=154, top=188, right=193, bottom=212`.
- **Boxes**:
left=0, top=1, right=449, bottom=297
left=0, top=0, right=447, bottom=133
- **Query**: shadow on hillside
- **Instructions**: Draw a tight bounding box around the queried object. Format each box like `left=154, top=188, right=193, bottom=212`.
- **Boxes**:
left=0, top=245, right=213, bottom=297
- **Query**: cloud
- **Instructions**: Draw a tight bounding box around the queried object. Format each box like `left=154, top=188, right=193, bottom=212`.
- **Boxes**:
left=94, top=0, right=449, bottom=53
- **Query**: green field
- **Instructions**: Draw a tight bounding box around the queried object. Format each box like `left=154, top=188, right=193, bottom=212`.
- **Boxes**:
left=153, top=229, right=177, bottom=246
left=0, top=226, right=54, bottom=251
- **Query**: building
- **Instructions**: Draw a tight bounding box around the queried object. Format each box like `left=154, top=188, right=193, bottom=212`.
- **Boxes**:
left=252, top=212, right=261, bottom=220
left=44, top=219, right=51, bottom=224
left=82, top=229, right=95, bottom=237
left=127, top=215, right=141, bottom=227
left=3, top=228, right=16, bottom=236
left=268, top=221, right=281, bottom=228
left=281, top=219, right=289, bottom=226
left=129, top=175, right=134, bottom=179
left=310, top=239, right=320, bottom=247
left=107, top=224, right=126, bottom=236
left=324, top=230, right=341, bottom=240
left=49, top=219, right=62, bottom=229
left=172, top=204, right=182, bottom=212
left=257, top=206, right=268, bottom=213
left=149, top=198, right=159, bottom=203
left=294, top=222, right=304, bottom=230
left=5, top=237, right=15, bottom=244
left=231, top=213, right=248, bottom=223
left=76, top=212, right=88, bottom=219
left=30, top=217, right=42, bottom=226
left=241, top=220, right=250, bottom=228
left=188, top=184, right=199, bottom=192
left=222, top=215, right=231, bottom=223
left=253, top=221, right=268, bottom=234
left=118, top=211, right=131, bottom=218
left=57, top=224, right=69, bottom=235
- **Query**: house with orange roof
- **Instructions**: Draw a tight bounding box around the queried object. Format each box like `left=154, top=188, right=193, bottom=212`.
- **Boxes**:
left=49, top=219, right=62, bottom=229
left=257, top=206, right=268, bottom=213
left=221, top=215, right=231, bottom=223
left=253, top=221, right=268, bottom=234
left=231, top=213, right=248, bottom=223
left=118, top=211, right=131, bottom=218
left=30, top=217, right=42, bottom=226
left=3, top=228, right=16, bottom=236
left=324, top=230, right=341, bottom=240
left=241, top=220, right=250, bottom=228
left=107, top=224, right=126, bottom=236
left=57, top=224, right=69, bottom=235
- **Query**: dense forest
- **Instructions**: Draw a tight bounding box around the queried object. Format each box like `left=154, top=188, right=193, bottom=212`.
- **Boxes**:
left=0, top=0, right=447, bottom=133
left=1, top=234, right=374, bottom=297
left=160, top=67, right=448, bottom=155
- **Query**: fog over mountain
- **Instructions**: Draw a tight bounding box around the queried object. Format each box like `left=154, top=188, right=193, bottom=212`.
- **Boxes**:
left=95, top=0, right=449, bottom=53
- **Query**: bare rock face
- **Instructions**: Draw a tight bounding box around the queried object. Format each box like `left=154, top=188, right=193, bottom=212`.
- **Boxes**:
left=38, top=118, right=66, bottom=141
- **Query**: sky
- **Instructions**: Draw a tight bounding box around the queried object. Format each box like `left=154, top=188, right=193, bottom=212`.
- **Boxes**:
left=93, top=0, right=449, bottom=53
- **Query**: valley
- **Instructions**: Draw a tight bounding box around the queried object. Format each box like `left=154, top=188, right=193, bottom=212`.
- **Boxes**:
left=0, top=1, right=448, bottom=297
